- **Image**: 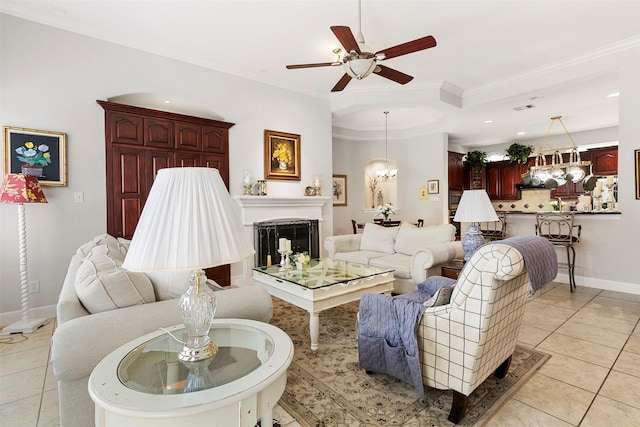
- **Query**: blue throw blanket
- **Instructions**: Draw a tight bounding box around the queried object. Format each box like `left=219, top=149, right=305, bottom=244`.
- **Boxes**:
left=497, top=235, right=558, bottom=294
left=358, top=294, right=427, bottom=399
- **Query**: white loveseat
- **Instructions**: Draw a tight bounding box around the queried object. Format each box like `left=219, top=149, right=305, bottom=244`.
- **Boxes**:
left=50, top=234, right=273, bottom=427
left=324, top=222, right=463, bottom=294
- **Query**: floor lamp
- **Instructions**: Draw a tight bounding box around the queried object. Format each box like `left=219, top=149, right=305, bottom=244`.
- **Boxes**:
left=122, top=167, right=255, bottom=362
left=1, top=174, right=48, bottom=335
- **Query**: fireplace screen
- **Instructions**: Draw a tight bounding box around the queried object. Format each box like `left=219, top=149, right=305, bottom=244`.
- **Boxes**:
left=253, top=219, right=319, bottom=267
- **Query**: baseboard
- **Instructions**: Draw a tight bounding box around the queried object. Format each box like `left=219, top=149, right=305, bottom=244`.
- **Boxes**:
left=555, top=272, right=639, bottom=295
left=0, top=304, right=57, bottom=328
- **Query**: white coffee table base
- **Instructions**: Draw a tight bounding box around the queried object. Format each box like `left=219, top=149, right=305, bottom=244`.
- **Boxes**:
left=253, top=269, right=394, bottom=353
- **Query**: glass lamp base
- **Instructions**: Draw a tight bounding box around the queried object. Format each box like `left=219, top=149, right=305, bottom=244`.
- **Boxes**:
left=178, top=340, right=218, bottom=362
left=179, top=269, right=218, bottom=362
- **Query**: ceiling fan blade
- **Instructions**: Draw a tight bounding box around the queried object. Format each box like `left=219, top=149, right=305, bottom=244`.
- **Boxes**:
left=286, top=62, right=340, bottom=69
left=374, top=65, right=414, bottom=85
left=331, top=73, right=352, bottom=92
left=330, top=26, right=361, bottom=54
left=376, top=35, right=436, bottom=60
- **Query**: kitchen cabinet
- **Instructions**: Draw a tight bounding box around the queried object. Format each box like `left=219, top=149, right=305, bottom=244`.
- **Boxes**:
left=465, top=165, right=486, bottom=190
left=486, top=160, right=525, bottom=200
left=589, top=146, right=618, bottom=175
left=98, top=100, right=234, bottom=286
left=448, top=151, right=465, bottom=191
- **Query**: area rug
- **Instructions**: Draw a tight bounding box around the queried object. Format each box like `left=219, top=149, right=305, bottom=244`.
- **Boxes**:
left=269, top=297, right=549, bottom=427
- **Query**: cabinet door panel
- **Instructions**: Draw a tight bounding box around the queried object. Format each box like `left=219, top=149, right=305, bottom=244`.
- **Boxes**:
left=175, top=122, right=202, bottom=151
left=201, top=153, right=229, bottom=184
left=109, top=112, right=143, bottom=145
left=500, top=163, right=524, bottom=200
left=202, top=126, right=228, bottom=153
left=485, top=164, right=500, bottom=199
left=175, top=152, right=200, bottom=167
left=110, top=147, right=145, bottom=238
left=591, top=148, right=618, bottom=175
left=145, top=150, right=174, bottom=194
left=448, top=152, right=464, bottom=191
left=144, top=118, right=173, bottom=148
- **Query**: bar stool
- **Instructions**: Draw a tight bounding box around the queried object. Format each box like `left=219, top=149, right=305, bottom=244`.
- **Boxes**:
left=535, top=212, right=581, bottom=292
left=479, top=211, right=508, bottom=241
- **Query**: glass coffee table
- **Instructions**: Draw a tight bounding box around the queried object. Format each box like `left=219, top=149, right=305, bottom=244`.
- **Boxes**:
left=89, top=319, right=293, bottom=427
left=253, top=258, right=394, bottom=352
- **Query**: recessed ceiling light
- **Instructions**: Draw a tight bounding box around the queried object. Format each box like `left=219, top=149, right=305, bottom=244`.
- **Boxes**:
left=607, top=92, right=620, bottom=98
left=517, top=131, right=525, bottom=136
left=163, top=100, right=171, bottom=104
left=484, top=120, right=493, bottom=124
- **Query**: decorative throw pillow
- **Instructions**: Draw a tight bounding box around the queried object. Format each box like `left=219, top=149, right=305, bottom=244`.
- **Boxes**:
left=76, top=234, right=126, bottom=261
left=360, top=222, right=399, bottom=253
left=75, top=248, right=156, bottom=313
left=394, top=223, right=455, bottom=256
left=423, top=285, right=455, bottom=308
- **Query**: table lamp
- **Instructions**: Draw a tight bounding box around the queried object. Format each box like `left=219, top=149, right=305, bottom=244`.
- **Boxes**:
left=453, top=189, right=498, bottom=261
left=1, top=174, right=48, bottom=335
left=123, top=168, right=254, bottom=361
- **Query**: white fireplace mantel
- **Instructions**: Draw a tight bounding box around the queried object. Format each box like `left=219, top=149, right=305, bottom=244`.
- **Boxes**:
left=233, top=195, right=331, bottom=277
left=234, top=195, right=331, bottom=225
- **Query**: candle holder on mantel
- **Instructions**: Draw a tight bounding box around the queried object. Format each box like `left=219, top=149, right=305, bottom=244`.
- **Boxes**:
left=278, top=250, right=293, bottom=272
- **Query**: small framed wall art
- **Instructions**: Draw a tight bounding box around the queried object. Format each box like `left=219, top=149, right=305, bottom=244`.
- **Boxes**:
left=3, top=126, right=67, bottom=186
left=427, top=179, right=439, bottom=194
left=264, top=129, right=301, bottom=181
left=332, top=174, right=347, bottom=206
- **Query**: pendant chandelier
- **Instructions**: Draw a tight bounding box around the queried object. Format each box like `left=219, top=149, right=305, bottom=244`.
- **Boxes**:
left=376, top=111, right=398, bottom=182
left=530, top=116, right=590, bottom=187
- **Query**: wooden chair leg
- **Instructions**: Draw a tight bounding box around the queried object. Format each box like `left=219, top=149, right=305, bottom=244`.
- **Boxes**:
left=448, top=390, right=468, bottom=424
left=494, top=355, right=512, bottom=379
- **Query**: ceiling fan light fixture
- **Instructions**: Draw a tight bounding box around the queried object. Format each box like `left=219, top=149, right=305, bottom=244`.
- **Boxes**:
left=343, top=53, right=377, bottom=79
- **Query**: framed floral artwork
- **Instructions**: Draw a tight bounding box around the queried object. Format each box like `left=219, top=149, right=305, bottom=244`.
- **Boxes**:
left=264, top=129, right=301, bottom=181
left=332, top=174, right=347, bottom=206
left=3, top=126, right=67, bottom=186
left=427, top=179, right=439, bottom=194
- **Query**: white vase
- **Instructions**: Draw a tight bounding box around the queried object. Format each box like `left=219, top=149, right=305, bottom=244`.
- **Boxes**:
left=278, top=161, right=288, bottom=170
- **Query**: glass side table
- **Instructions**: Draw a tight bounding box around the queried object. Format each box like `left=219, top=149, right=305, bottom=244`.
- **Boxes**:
left=89, top=319, right=293, bottom=427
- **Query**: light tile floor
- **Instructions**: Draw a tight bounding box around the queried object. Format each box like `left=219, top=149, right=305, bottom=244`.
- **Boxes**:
left=1, top=282, right=639, bottom=426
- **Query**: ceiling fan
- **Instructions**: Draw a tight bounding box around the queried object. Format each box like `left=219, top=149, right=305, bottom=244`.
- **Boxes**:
left=285, top=0, right=437, bottom=92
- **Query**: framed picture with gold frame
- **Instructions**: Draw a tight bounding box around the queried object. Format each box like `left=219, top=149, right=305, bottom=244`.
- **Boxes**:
left=264, top=129, right=301, bottom=181
left=3, top=126, right=67, bottom=186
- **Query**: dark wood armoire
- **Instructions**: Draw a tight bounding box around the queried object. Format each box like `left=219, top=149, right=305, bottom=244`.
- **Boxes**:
left=98, top=100, right=235, bottom=286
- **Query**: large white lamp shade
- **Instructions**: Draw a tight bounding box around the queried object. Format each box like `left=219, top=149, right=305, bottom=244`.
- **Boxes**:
left=453, top=189, right=499, bottom=261
left=123, top=167, right=254, bottom=361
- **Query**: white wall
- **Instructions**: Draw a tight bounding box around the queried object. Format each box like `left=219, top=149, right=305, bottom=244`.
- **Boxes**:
left=0, top=14, right=333, bottom=321
left=332, top=130, right=448, bottom=236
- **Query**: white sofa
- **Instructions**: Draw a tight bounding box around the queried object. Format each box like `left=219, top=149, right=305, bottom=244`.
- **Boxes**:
left=324, top=222, right=464, bottom=294
left=50, top=234, right=273, bottom=427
